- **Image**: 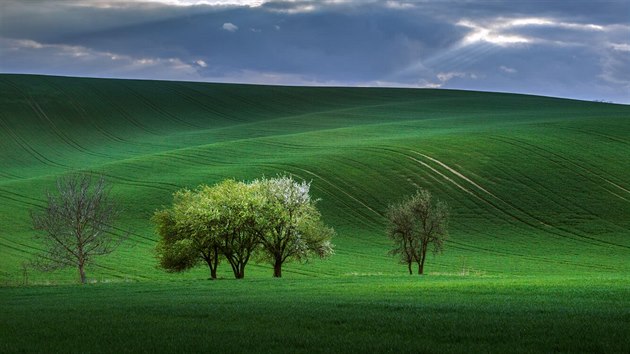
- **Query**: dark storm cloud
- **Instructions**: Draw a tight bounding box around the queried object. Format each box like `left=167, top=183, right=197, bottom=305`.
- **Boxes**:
left=1, top=0, right=628, bottom=102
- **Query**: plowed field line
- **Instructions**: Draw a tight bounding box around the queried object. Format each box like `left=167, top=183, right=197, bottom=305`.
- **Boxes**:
left=274, top=164, right=384, bottom=220
left=0, top=114, right=67, bottom=168
left=493, top=135, right=630, bottom=197
left=412, top=152, right=498, bottom=198
left=387, top=148, right=630, bottom=250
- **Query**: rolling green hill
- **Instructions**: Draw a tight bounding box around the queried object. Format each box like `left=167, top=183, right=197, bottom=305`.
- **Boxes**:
left=1, top=74, right=629, bottom=283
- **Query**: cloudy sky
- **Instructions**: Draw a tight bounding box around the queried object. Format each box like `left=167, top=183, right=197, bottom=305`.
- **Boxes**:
left=1, top=0, right=628, bottom=103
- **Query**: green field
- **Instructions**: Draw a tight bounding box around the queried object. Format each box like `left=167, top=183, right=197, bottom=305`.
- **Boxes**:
left=1, top=74, right=629, bottom=352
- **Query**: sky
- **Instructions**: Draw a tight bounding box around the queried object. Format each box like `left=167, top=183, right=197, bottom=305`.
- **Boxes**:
left=1, top=0, right=628, bottom=103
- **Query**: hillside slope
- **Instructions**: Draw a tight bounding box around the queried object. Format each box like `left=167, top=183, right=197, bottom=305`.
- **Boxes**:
left=1, top=74, right=629, bottom=283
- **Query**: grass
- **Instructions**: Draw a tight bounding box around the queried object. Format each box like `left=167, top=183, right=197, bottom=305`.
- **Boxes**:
left=0, top=74, right=629, bottom=352
left=2, top=275, right=629, bottom=353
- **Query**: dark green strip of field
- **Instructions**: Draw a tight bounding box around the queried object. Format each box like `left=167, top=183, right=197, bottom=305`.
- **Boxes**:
left=2, top=276, right=629, bottom=353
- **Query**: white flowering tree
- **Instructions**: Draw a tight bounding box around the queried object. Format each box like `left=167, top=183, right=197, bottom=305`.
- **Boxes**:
left=257, top=176, right=334, bottom=277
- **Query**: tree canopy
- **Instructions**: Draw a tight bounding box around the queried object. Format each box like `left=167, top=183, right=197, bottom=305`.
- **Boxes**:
left=154, top=176, right=334, bottom=279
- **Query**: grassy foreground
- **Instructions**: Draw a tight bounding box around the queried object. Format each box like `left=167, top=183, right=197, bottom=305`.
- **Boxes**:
left=2, top=275, right=629, bottom=353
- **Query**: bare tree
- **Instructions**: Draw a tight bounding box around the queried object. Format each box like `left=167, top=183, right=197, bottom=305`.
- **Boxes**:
left=31, top=174, right=126, bottom=284
left=387, top=189, right=449, bottom=275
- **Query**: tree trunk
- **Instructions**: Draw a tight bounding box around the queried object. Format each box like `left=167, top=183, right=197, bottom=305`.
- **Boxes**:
left=418, top=245, right=428, bottom=275
left=203, top=255, right=218, bottom=280
left=236, top=267, right=244, bottom=279
left=212, top=246, right=219, bottom=279
left=407, top=262, right=412, bottom=275
left=78, top=263, right=87, bottom=284
left=273, top=257, right=282, bottom=278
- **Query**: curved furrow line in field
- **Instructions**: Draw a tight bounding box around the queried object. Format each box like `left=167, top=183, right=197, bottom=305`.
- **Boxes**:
left=65, top=96, right=131, bottom=146
left=86, top=262, right=154, bottom=280
left=157, top=152, right=217, bottom=168
left=469, top=144, right=630, bottom=236
left=258, top=162, right=384, bottom=229
left=244, top=162, right=377, bottom=229
left=173, top=146, right=236, bottom=163
left=409, top=149, right=630, bottom=249
left=152, top=145, right=254, bottom=169
left=557, top=126, right=630, bottom=146
left=492, top=135, right=630, bottom=198
left=606, top=190, right=629, bottom=201
left=0, top=170, right=22, bottom=180
left=416, top=153, right=630, bottom=249
left=197, top=96, right=423, bottom=142
left=446, top=239, right=619, bottom=272
left=96, top=172, right=175, bottom=193
left=330, top=153, right=415, bottom=211
left=85, top=82, right=164, bottom=137
left=412, top=152, right=498, bottom=198
left=108, top=225, right=156, bottom=245
left=0, top=188, right=44, bottom=208
left=251, top=139, right=317, bottom=151
left=99, top=167, right=185, bottom=191
left=0, top=239, right=34, bottom=257
left=225, top=91, right=282, bottom=119
left=291, top=166, right=385, bottom=219
left=0, top=115, right=68, bottom=168
left=470, top=146, right=589, bottom=210
left=487, top=136, right=630, bottom=238
left=358, top=146, right=536, bottom=234
left=385, top=147, right=630, bottom=250
left=1, top=237, right=49, bottom=255
left=173, top=83, right=263, bottom=123
left=187, top=86, right=260, bottom=120
left=168, top=84, right=243, bottom=124
left=42, top=78, right=133, bottom=147
left=120, top=83, right=204, bottom=129
left=26, top=98, right=111, bottom=159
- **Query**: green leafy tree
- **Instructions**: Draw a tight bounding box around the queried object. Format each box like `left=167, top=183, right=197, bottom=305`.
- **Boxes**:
left=257, top=176, right=334, bottom=277
left=387, top=189, right=449, bottom=275
left=153, top=193, right=221, bottom=279
left=154, top=185, right=233, bottom=279
left=154, top=180, right=260, bottom=279
left=209, top=180, right=262, bottom=279
left=31, top=174, right=127, bottom=284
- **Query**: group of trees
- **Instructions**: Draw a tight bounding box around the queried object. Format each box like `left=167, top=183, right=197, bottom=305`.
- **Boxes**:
left=30, top=173, right=448, bottom=283
left=153, top=176, right=335, bottom=279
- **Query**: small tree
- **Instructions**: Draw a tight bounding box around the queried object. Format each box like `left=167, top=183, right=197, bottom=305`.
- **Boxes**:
left=31, top=174, right=126, bottom=284
left=257, top=176, right=334, bottom=277
left=387, top=189, right=448, bottom=275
